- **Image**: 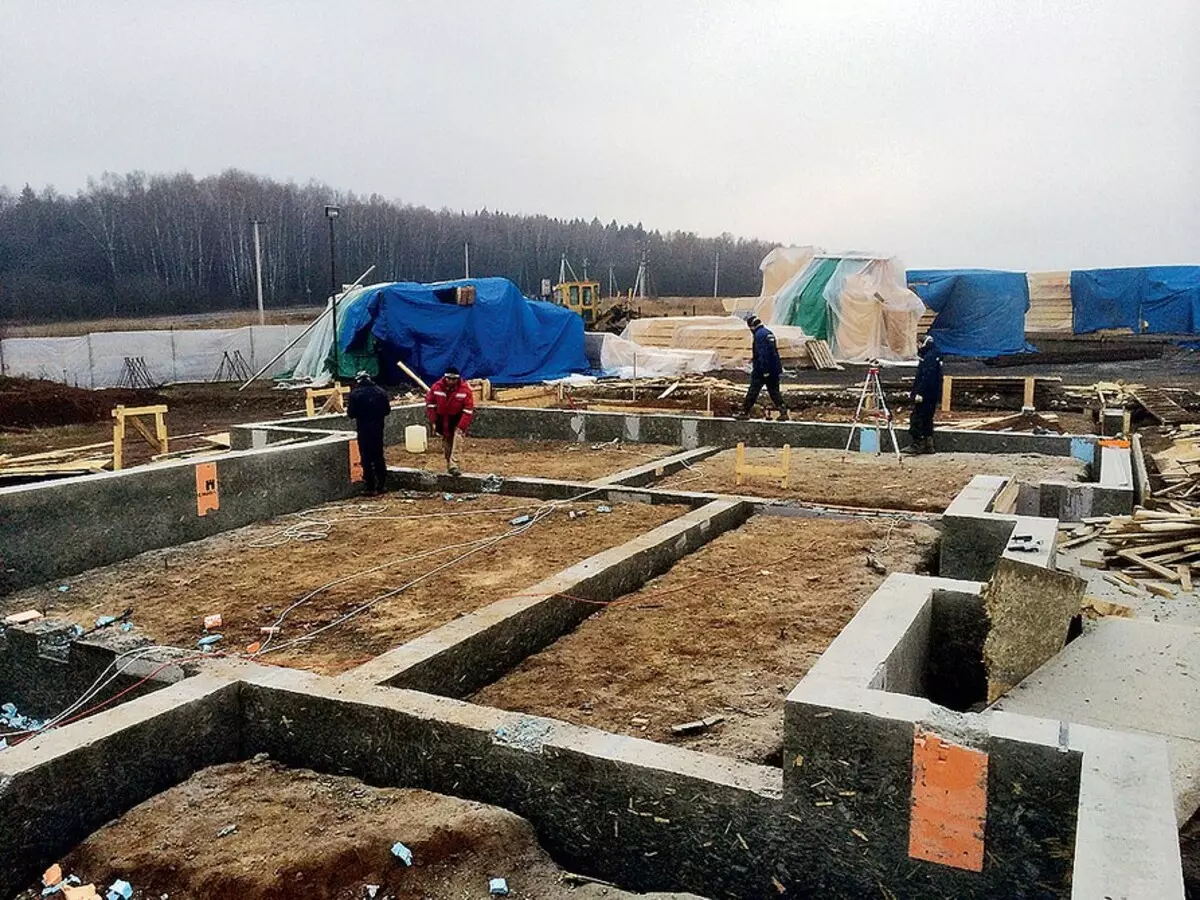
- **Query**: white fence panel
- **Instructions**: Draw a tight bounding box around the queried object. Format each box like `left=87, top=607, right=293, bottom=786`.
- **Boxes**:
left=1, top=337, right=90, bottom=386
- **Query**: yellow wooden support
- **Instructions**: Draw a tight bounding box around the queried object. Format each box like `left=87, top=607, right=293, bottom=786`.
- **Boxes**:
left=734, top=442, right=791, bottom=489
left=305, top=386, right=350, bottom=417
left=112, top=404, right=169, bottom=471
left=941, top=375, right=953, bottom=413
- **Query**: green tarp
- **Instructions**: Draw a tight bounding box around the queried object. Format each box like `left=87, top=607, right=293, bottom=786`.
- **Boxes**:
left=782, top=258, right=840, bottom=338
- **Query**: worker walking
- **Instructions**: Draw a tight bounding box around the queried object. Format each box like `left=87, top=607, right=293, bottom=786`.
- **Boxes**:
left=907, top=336, right=943, bottom=454
left=735, top=315, right=788, bottom=421
left=425, top=366, right=475, bottom=476
left=346, top=371, right=392, bottom=495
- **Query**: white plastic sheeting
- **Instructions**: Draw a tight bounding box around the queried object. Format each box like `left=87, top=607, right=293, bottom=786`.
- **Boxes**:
left=826, top=258, right=925, bottom=361
left=620, top=315, right=812, bottom=371
left=0, top=324, right=310, bottom=388
left=597, top=333, right=719, bottom=379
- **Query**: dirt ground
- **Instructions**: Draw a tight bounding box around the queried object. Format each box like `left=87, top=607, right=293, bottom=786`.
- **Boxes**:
left=388, top=437, right=680, bottom=482
left=0, top=380, right=306, bottom=461
left=17, top=759, right=700, bottom=900
left=473, top=516, right=939, bottom=764
left=0, top=495, right=684, bottom=676
left=658, top=447, right=1085, bottom=512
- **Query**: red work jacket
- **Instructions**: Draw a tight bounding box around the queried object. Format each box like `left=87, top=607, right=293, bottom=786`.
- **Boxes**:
left=425, top=377, right=475, bottom=433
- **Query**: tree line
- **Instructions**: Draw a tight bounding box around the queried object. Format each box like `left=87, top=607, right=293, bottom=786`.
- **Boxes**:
left=0, top=169, right=777, bottom=323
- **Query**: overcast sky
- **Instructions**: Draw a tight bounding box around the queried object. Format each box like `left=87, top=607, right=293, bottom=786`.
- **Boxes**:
left=3, top=1, right=1197, bottom=271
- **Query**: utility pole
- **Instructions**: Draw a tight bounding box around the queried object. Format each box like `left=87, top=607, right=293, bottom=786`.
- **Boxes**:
left=464, top=242, right=470, bottom=278
left=324, top=204, right=341, bottom=378
left=608, top=264, right=616, bottom=299
left=713, top=248, right=720, bottom=298
left=582, top=256, right=589, bottom=280
left=250, top=219, right=266, bottom=325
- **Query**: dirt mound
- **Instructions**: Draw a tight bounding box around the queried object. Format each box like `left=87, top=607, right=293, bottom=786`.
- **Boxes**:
left=26, top=759, right=703, bottom=900
left=0, top=377, right=163, bottom=429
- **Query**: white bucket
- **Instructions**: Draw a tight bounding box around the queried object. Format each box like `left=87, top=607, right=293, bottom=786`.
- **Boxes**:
left=404, top=424, right=428, bottom=454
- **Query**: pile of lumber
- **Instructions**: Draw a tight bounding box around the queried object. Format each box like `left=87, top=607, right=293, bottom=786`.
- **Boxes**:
left=1150, top=424, right=1200, bottom=505
left=0, top=443, right=113, bottom=481
left=1072, top=508, right=1200, bottom=597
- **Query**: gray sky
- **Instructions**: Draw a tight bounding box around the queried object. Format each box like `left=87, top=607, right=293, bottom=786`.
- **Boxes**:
left=3, top=1, right=1197, bottom=270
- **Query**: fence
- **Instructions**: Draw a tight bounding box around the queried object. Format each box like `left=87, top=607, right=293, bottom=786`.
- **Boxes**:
left=0, top=325, right=312, bottom=388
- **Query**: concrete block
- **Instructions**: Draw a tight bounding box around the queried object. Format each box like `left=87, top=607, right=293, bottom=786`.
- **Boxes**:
left=982, top=558, right=1085, bottom=702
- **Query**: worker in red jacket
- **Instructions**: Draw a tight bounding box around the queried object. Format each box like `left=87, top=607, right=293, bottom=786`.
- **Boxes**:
left=425, top=366, right=475, bottom=476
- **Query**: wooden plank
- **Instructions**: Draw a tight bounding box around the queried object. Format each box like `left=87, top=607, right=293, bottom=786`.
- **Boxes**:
left=941, top=375, right=953, bottom=413
left=111, top=404, right=168, bottom=417
left=1115, top=550, right=1181, bottom=582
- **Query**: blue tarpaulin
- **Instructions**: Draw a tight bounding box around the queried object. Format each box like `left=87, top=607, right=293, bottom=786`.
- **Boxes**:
left=1071, top=267, right=1200, bottom=335
left=339, top=277, right=588, bottom=384
left=906, top=269, right=1033, bottom=357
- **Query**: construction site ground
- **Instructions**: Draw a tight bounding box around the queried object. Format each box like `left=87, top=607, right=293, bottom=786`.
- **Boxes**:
left=0, top=379, right=304, bottom=462
left=657, top=447, right=1085, bottom=512
left=15, top=758, right=700, bottom=900
left=0, top=495, right=684, bottom=676
left=473, top=515, right=939, bottom=764
left=387, top=437, right=680, bottom=483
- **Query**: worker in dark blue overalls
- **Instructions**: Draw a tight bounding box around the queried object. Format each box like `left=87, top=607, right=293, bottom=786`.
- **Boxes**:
left=906, top=336, right=943, bottom=454
left=735, top=315, right=789, bottom=421
left=347, top=371, right=392, bottom=494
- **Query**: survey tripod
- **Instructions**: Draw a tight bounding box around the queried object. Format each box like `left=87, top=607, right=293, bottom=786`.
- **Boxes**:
left=844, top=362, right=902, bottom=462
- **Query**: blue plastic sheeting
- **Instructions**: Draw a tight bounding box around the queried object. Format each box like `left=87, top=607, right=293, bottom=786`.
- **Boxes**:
left=340, top=277, right=588, bottom=384
left=906, top=269, right=1034, bottom=357
left=1071, top=267, right=1200, bottom=335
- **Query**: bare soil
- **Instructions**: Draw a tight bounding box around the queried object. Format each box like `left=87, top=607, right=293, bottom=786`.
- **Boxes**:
left=659, top=447, right=1085, bottom=512
left=17, top=759, right=700, bottom=900
left=473, top=516, right=939, bottom=763
left=388, top=437, right=680, bottom=482
left=0, top=380, right=305, bottom=462
left=0, top=495, right=684, bottom=676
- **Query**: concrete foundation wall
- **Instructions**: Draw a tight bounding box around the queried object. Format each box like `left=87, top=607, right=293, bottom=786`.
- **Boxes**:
left=0, top=675, right=241, bottom=898
left=343, top=499, right=751, bottom=694
left=0, top=619, right=182, bottom=719
left=0, top=435, right=357, bottom=595
left=240, top=405, right=1095, bottom=457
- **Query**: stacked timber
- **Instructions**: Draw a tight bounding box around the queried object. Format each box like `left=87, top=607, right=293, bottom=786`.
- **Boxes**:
left=1150, top=425, right=1200, bottom=503
left=1074, top=509, right=1200, bottom=597
left=1025, top=271, right=1074, bottom=334
left=0, top=444, right=112, bottom=481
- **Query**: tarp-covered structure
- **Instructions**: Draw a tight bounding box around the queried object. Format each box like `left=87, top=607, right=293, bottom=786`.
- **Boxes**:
left=760, top=249, right=925, bottom=361
left=1071, top=267, right=1200, bottom=335
left=906, top=269, right=1034, bottom=357
left=292, top=277, right=588, bottom=385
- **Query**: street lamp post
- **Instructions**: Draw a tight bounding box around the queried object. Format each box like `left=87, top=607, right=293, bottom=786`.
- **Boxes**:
left=324, top=204, right=341, bottom=377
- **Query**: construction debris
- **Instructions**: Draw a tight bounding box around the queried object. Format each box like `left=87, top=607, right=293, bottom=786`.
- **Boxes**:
left=670, top=714, right=725, bottom=735
left=1078, top=507, right=1200, bottom=592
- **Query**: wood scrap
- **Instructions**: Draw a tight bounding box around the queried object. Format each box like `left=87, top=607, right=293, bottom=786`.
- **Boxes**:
left=671, top=714, right=725, bottom=735
left=1079, top=506, right=1200, bottom=592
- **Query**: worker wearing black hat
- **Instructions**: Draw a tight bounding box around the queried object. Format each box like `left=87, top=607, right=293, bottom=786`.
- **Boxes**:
left=906, top=335, right=943, bottom=454
left=346, top=371, right=392, bottom=494
left=735, top=315, right=788, bottom=421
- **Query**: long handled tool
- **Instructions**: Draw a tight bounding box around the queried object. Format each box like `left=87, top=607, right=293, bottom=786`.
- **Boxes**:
left=843, top=361, right=901, bottom=462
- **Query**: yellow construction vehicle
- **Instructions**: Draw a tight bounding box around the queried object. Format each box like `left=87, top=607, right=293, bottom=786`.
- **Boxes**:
left=552, top=279, right=601, bottom=326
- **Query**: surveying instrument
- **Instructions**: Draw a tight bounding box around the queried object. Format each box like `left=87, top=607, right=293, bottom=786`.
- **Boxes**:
left=844, top=361, right=902, bottom=462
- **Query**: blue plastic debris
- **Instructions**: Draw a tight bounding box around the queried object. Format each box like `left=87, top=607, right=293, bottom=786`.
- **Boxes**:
left=442, top=492, right=454, bottom=501
left=106, top=879, right=133, bottom=900
left=489, top=877, right=510, bottom=895
left=95, top=615, right=116, bottom=628
left=119, top=622, right=133, bottom=633
left=391, top=841, right=414, bottom=866
left=197, top=634, right=223, bottom=649
left=596, top=505, right=613, bottom=514
left=57, top=585, right=70, bottom=593
left=69, top=625, right=84, bottom=638
left=509, top=515, right=532, bottom=526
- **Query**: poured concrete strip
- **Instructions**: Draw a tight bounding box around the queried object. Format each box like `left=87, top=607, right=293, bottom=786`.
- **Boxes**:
left=0, top=674, right=241, bottom=898
left=588, top=445, right=722, bottom=487
left=383, top=466, right=719, bottom=508
left=1068, top=724, right=1185, bottom=899
left=0, top=432, right=359, bottom=594
left=993, top=617, right=1200, bottom=824
left=235, top=663, right=795, bottom=899
left=340, top=499, right=751, bottom=694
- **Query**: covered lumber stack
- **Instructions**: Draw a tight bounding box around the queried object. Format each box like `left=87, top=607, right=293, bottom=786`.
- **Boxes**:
left=1025, top=271, right=1074, bottom=334
left=619, top=316, right=817, bottom=368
